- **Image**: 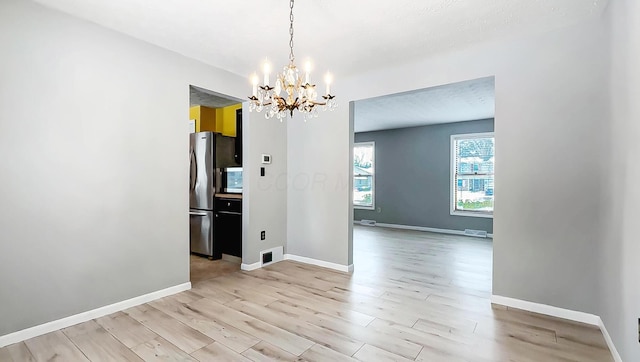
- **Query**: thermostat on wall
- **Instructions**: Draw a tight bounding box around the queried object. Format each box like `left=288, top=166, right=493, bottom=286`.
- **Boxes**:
left=261, top=154, right=272, bottom=164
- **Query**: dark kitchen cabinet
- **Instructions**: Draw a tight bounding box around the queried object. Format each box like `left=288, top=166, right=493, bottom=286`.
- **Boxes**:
left=214, top=197, right=242, bottom=258
left=234, top=108, right=242, bottom=165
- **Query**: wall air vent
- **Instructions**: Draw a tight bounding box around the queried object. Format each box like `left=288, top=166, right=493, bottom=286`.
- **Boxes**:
left=464, top=229, right=488, bottom=238
left=260, top=246, right=283, bottom=266
left=359, top=219, right=377, bottom=226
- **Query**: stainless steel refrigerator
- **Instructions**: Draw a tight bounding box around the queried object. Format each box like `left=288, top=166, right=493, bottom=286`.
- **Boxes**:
left=189, top=131, right=237, bottom=258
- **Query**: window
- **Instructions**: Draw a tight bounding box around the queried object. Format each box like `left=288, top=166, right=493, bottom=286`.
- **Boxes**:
left=451, top=133, right=494, bottom=218
left=354, top=142, right=374, bottom=209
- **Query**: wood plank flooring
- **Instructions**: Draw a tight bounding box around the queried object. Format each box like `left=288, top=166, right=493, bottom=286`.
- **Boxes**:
left=189, top=254, right=240, bottom=283
left=0, top=226, right=613, bottom=361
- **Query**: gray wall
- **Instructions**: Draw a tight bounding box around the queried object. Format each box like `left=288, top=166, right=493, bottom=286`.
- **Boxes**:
left=600, top=0, right=640, bottom=360
left=354, top=119, right=494, bottom=234
left=0, top=0, right=285, bottom=338
left=338, top=16, right=608, bottom=316
left=286, top=106, right=353, bottom=267
left=242, top=108, right=287, bottom=265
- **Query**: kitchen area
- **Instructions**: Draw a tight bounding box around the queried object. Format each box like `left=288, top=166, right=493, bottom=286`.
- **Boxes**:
left=188, top=85, right=244, bottom=283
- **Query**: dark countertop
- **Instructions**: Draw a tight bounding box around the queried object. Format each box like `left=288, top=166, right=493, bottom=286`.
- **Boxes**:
left=215, top=193, right=242, bottom=199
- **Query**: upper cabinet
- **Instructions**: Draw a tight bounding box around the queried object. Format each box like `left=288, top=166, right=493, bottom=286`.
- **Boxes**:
left=190, top=104, right=242, bottom=137
left=189, top=105, right=217, bottom=133
left=218, top=104, right=242, bottom=137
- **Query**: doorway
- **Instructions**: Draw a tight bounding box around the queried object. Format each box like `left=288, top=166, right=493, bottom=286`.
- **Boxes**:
left=349, top=76, right=496, bottom=289
left=188, top=85, right=244, bottom=283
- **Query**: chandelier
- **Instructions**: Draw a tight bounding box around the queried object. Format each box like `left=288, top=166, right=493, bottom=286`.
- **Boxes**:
left=248, top=0, right=336, bottom=121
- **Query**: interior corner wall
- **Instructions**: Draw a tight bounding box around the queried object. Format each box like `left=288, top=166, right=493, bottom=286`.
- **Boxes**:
left=242, top=108, right=287, bottom=265
left=354, top=119, right=494, bottom=234
left=348, top=102, right=355, bottom=266
left=600, top=0, right=640, bottom=360
left=286, top=106, right=352, bottom=267
left=338, top=17, right=609, bottom=315
left=0, top=0, right=248, bottom=337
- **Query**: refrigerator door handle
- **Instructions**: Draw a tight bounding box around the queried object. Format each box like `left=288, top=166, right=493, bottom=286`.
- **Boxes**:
left=189, top=211, right=208, bottom=216
left=190, top=148, right=197, bottom=190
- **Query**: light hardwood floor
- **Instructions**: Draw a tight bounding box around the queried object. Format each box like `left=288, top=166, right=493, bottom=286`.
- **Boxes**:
left=0, top=226, right=613, bottom=361
left=190, top=254, right=240, bottom=284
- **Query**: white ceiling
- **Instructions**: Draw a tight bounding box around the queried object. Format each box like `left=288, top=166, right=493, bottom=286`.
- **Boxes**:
left=354, top=77, right=495, bottom=133
left=33, top=0, right=608, bottom=80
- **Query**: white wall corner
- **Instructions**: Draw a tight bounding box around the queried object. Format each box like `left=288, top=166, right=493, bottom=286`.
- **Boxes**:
left=598, top=317, right=623, bottom=362
left=0, top=282, right=191, bottom=348
left=490, top=295, right=600, bottom=326
left=241, top=262, right=261, bottom=271
left=490, top=295, right=622, bottom=361
left=284, top=254, right=352, bottom=273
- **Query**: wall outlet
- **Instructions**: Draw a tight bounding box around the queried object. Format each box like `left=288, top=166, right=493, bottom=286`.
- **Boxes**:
left=260, top=231, right=265, bottom=240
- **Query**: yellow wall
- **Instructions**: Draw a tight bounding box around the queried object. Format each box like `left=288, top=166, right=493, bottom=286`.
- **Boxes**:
left=216, top=104, right=242, bottom=137
left=189, top=104, right=241, bottom=136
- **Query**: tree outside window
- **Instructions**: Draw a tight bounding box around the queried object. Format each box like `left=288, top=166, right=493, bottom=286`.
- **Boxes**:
left=354, top=142, right=374, bottom=209
left=451, top=133, right=494, bottom=217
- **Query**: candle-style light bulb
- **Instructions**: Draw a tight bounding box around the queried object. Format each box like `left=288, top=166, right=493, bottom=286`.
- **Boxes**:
left=262, top=59, right=271, bottom=86
left=305, top=60, right=312, bottom=84
left=251, top=73, right=259, bottom=97
left=324, top=72, right=333, bottom=95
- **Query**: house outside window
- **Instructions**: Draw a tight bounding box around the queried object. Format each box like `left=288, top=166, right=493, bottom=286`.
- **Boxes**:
left=354, top=142, right=374, bottom=209
left=451, top=132, right=494, bottom=218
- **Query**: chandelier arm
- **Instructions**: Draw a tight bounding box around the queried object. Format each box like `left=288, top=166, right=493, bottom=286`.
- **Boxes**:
left=249, top=0, right=336, bottom=119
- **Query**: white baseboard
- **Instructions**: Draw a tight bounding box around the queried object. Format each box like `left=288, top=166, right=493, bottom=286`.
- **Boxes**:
left=356, top=221, right=494, bottom=238
left=491, top=295, right=600, bottom=325
left=491, top=295, right=621, bottom=361
left=0, top=282, right=191, bottom=348
left=241, top=262, right=261, bottom=271
left=598, top=317, right=623, bottom=362
left=241, top=253, right=352, bottom=273
left=284, top=254, right=353, bottom=273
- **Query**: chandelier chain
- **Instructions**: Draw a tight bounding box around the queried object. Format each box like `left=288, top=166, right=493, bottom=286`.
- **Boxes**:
left=248, top=0, right=336, bottom=119
left=289, top=0, right=295, bottom=63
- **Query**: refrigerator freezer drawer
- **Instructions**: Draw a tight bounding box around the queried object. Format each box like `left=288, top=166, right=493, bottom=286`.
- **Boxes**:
left=189, top=210, right=220, bottom=259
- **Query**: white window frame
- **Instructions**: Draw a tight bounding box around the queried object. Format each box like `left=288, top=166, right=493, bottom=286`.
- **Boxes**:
left=354, top=141, right=375, bottom=210
left=450, top=132, right=494, bottom=218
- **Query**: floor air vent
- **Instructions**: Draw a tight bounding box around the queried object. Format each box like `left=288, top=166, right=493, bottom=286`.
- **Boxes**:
left=360, top=219, right=377, bottom=226
left=464, top=229, right=488, bottom=238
